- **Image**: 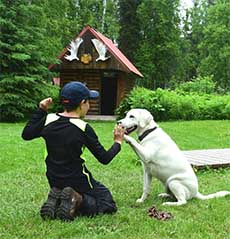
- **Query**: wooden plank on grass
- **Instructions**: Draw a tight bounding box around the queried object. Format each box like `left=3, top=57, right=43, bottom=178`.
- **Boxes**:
left=183, top=148, right=230, bottom=169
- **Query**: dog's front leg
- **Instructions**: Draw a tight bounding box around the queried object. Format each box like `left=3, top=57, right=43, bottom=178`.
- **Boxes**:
left=136, top=166, right=152, bottom=203
left=124, top=135, right=150, bottom=163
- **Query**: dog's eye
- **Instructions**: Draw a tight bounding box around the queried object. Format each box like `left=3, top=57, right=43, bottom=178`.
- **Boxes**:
left=129, top=115, right=135, bottom=118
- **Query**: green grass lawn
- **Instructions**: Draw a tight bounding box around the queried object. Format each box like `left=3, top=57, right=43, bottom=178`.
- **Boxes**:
left=1, top=120, right=230, bottom=239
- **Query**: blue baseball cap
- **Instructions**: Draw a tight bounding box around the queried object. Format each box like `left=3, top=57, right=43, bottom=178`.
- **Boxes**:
left=61, top=81, right=99, bottom=105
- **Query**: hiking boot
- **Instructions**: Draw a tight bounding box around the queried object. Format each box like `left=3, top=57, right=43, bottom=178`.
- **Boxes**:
left=56, top=187, right=83, bottom=221
left=40, top=187, right=61, bottom=220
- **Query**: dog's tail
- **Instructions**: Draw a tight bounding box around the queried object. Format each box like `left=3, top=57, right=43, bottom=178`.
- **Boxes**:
left=195, top=191, right=230, bottom=200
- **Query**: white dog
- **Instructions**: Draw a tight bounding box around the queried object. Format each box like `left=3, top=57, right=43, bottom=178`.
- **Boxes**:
left=118, top=109, right=230, bottom=206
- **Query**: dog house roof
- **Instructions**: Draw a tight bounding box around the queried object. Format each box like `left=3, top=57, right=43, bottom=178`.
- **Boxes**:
left=49, top=25, right=143, bottom=78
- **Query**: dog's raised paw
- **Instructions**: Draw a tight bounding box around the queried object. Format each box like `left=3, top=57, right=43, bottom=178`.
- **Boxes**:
left=124, top=135, right=133, bottom=144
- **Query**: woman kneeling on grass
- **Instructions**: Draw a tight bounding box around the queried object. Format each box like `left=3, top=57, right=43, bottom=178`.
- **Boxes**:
left=22, top=81, right=124, bottom=221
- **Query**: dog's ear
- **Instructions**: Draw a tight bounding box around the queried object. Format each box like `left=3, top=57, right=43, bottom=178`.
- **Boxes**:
left=139, top=110, right=153, bottom=128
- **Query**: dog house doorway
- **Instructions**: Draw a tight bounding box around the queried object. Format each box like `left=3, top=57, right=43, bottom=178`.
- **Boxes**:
left=101, top=76, right=117, bottom=115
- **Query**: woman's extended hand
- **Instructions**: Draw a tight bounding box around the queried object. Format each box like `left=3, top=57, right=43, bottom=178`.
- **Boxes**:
left=39, top=98, right=52, bottom=112
left=113, top=125, right=125, bottom=144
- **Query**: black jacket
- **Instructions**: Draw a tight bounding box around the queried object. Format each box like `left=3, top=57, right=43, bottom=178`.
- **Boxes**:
left=22, top=109, right=121, bottom=193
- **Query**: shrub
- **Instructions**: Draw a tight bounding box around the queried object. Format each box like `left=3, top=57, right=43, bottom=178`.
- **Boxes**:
left=176, top=75, right=216, bottom=94
left=115, top=87, right=165, bottom=120
left=116, top=87, right=230, bottom=121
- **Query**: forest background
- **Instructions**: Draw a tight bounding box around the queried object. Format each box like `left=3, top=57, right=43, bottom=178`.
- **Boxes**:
left=0, top=0, right=229, bottom=121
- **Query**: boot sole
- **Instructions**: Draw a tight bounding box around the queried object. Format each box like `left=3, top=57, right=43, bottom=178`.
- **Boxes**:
left=40, top=189, right=61, bottom=220
left=56, top=187, right=78, bottom=221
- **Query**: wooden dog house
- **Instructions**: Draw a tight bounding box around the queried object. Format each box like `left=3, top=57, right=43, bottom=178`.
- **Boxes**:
left=49, top=26, right=143, bottom=115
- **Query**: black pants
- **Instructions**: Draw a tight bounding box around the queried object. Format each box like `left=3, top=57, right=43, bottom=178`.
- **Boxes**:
left=78, top=180, right=117, bottom=217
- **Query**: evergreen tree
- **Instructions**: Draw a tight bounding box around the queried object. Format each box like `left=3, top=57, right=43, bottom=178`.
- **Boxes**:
left=102, top=0, right=120, bottom=40
left=0, top=0, right=55, bottom=122
left=198, top=0, right=230, bottom=91
left=118, top=0, right=141, bottom=63
left=135, top=0, right=182, bottom=89
left=38, top=0, right=71, bottom=55
left=187, top=0, right=207, bottom=79
left=66, top=0, right=120, bottom=40
left=179, top=8, right=195, bottom=81
left=181, top=0, right=217, bottom=82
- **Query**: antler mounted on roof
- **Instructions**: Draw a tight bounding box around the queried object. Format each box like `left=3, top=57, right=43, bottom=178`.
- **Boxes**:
left=64, top=38, right=83, bottom=61
left=91, top=38, right=110, bottom=62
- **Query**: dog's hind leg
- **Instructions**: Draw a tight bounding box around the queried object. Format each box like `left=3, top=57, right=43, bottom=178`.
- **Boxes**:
left=162, top=181, right=187, bottom=206
left=136, top=168, right=152, bottom=203
left=158, top=186, right=174, bottom=198
left=158, top=193, right=172, bottom=198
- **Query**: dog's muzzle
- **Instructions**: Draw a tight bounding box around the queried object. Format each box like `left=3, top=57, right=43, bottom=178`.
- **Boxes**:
left=125, top=125, right=137, bottom=135
left=117, top=121, right=137, bottom=135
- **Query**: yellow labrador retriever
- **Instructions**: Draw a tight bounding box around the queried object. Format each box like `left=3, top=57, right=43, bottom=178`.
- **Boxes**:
left=118, top=109, right=230, bottom=206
